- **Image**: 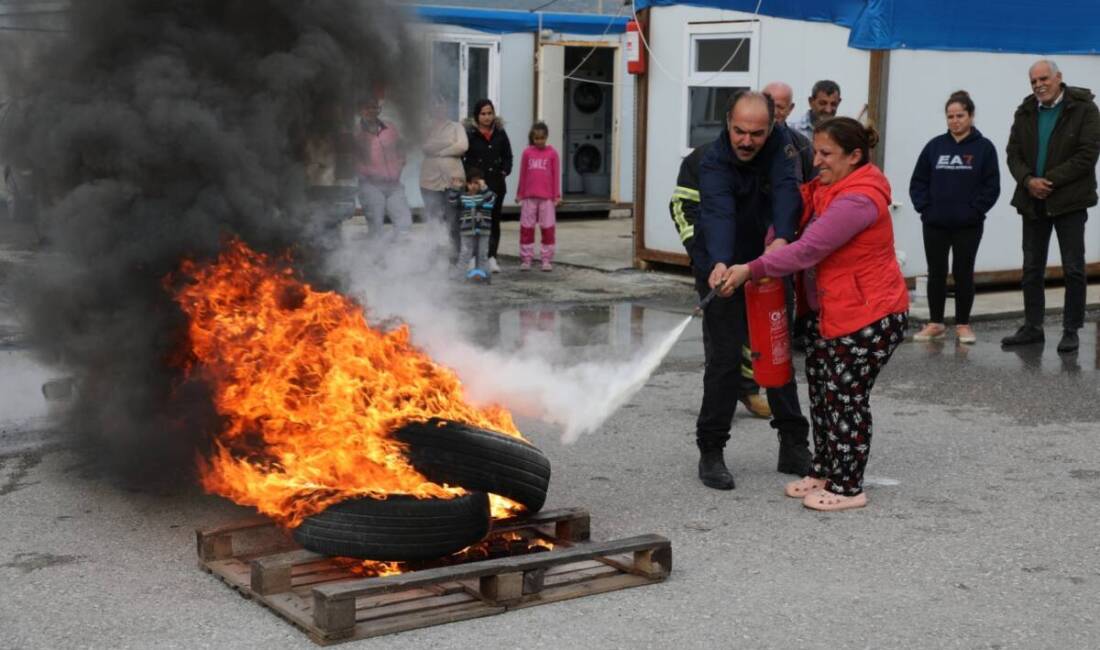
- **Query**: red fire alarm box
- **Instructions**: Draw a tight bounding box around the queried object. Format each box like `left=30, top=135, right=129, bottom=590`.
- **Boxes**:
left=626, top=20, right=646, bottom=75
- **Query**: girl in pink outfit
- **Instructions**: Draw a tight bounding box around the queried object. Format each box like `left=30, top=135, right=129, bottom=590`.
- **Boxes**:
left=516, top=122, right=561, bottom=271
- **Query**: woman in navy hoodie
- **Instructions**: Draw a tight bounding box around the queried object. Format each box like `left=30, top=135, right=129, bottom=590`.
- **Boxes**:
left=909, top=90, right=1000, bottom=343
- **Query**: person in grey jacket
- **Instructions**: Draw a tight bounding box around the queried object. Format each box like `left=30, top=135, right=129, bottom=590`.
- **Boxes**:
left=788, top=80, right=841, bottom=144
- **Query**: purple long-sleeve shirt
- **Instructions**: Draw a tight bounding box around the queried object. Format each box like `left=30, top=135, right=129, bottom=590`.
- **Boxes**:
left=748, top=194, right=878, bottom=311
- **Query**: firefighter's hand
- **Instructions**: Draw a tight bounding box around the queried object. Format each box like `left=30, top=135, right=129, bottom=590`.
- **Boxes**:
left=709, top=263, right=729, bottom=292
left=765, top=238, right=789, bottom=253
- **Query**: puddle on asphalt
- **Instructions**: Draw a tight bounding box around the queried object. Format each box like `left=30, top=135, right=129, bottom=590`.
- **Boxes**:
left=0, top=349, right=65, bottom=426
left=906, top=320, right=1100, bottom=376
left=473, top=304, right=1100, bottom=376
left=468, top=302, right=695, bottom=361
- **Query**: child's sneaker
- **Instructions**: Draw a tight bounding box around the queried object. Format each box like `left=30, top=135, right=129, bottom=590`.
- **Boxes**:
left=541, top=260, right=553, bottom=272
left=488, top=257, right=501, bottom=273
left=520, top=260, right=531, bottom=271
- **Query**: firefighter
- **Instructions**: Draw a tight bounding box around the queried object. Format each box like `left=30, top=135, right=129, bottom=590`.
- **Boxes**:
left=684, top=90, right=812, bottom=490
left=670, top=143, right=771, bottom=420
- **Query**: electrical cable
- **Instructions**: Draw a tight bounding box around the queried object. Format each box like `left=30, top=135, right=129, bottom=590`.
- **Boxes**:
left=529, top=0, right=567, bottom=12
left=536, top=1, right=628, bottom=87
left=629, top=0, right=764, bottom=86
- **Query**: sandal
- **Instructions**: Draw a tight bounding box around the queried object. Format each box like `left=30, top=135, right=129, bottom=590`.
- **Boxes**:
left=802, top=489, right=868, bottom=512
left=955, top=324, right=976, bottom=344
left=784, top=476, right=827, bottom=498
left=913, top=323, right=947, bottom=341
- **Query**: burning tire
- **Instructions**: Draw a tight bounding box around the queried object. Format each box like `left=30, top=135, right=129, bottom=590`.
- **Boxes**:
left=292, top=492, right=491, bottom=561
left=394, top=419, right=551, bottom=513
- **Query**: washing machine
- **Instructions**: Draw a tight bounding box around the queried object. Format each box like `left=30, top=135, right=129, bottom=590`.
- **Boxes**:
left=566, top=79, right=611, bottom=132
left=565, top=130, right=608, bottom=194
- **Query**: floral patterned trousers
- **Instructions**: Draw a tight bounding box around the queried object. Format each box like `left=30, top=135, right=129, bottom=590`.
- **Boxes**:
left=804, top=312, right=908, bottom=495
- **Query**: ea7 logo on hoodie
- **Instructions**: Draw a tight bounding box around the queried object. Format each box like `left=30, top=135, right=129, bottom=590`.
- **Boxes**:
left=935, top=154, right=974, bottom=170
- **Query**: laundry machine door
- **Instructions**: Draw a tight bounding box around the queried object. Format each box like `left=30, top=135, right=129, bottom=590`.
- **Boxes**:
left=568, top=82, right=605, bottom=131
left=573, top=143, right=603, bottom=176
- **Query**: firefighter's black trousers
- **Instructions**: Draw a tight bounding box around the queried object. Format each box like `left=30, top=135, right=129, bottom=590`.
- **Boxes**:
left=694, top=273, right=810, bottom=449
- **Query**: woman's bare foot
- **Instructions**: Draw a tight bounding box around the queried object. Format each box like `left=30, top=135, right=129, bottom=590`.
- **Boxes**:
left=784, top=476, right=827, bottom=498
left=802, top=489, right=868, bottom=511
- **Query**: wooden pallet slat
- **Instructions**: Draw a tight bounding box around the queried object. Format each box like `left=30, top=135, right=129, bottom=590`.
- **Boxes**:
left=196, top=507, right=671, bottom=645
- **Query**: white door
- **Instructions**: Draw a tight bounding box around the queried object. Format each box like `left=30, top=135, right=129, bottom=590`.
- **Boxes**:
left=537, top=43, right=566, bottom=167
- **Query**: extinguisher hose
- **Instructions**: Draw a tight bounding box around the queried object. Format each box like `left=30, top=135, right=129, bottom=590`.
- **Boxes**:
left=693, top=284, right=724, bottom=316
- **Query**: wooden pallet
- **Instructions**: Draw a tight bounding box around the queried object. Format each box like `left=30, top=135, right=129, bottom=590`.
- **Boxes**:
left=196, top=508, right=672, bottom=644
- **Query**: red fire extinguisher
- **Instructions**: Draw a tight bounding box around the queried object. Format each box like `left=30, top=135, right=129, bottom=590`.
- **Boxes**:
left=744, top=279, right=792, bottom=388
left=625, top=20, right=646, bottom=75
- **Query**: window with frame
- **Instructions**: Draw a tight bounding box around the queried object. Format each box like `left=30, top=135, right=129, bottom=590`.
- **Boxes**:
left=428, top=36, right=500, bottom=122
left=684, top=24, right=759, bottom=150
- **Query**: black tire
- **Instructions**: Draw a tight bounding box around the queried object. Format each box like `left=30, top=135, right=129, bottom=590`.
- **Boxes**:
left=393, top=418, right=551, bottom=513
left=292, top=492, right=490, bottom=561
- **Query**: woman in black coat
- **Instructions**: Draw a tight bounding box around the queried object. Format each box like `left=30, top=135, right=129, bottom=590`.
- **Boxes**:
left=463, top=99, right=513, bottom=272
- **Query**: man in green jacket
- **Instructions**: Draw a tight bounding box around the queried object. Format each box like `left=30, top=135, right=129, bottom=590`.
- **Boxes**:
left=1002, top=59, right=1100, bottom=353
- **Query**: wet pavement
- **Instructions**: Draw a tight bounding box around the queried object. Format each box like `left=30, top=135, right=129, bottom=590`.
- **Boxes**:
left=3, top=246, right=1100, bottom=648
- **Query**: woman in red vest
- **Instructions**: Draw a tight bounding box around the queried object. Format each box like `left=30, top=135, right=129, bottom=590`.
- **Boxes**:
left=718, top=117, right=909, bottom=512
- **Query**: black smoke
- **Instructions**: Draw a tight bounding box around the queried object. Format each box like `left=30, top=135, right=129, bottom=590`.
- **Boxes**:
left=1, top=0, right=423, bottom=480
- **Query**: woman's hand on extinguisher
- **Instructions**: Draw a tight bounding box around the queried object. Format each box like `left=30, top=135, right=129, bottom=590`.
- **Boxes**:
left=723, top=264, right=751, bottom=293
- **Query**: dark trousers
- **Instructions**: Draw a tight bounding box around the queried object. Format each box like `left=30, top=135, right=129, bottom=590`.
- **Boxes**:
left=922, top=223, right=983, bottom=324
left=695, top=274, right=809, bottom=449
left=1022, top=209, right=1087, bottom=331
left=805, top=312, right=907, bottom=495
left=485, top=175, right=506, bottom=258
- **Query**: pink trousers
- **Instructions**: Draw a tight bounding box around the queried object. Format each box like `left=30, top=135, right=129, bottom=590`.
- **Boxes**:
left=519, top=198, right=556, bottom=263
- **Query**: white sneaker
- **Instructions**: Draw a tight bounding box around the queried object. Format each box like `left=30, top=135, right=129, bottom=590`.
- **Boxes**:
left=467, top=257, right=475, bottom=272
left=489, top=257, right=501, bottom=273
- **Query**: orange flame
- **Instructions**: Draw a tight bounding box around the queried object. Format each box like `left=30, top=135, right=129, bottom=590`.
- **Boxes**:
left=338, top=532, right=554, bottom=577
left=171, top=239, right=522, bottom=527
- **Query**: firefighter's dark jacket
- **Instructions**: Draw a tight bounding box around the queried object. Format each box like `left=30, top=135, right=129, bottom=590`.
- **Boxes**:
left=671, top=125, right=802, bottom=274
left=668, top=144, right=710, bottom=266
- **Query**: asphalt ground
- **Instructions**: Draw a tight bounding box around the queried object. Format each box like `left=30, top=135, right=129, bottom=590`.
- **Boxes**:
left=2, top=247, right=1100, bottom=649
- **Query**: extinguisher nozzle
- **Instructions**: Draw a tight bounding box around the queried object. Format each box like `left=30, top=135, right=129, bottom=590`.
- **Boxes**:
left=694, top=285, right=722, bottom=316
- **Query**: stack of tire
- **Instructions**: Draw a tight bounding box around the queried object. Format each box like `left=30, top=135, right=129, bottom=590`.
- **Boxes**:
left=292, top=418, right=552, bottom=560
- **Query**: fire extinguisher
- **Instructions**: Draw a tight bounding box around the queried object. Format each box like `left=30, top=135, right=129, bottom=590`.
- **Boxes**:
left=744, top=279, right=792, bottom=388
left=625, top=20, right=646, bottom=75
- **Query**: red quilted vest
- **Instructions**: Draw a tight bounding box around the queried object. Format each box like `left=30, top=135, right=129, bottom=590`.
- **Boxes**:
left=799, top=164, right=909, bottom=339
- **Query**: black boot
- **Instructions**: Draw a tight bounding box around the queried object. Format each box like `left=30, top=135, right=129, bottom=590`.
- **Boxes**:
left=697, top=443, right=735, bottom=490
left=1001, top=325, right=1044, bottom=346
left=776, top=432, right=812, bottom=476
left=1057, top=330, right=1079, bottom=353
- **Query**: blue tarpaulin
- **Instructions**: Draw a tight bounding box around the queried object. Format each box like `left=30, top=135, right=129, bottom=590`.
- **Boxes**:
left=635, top=0, right=1100, bottom=55
left=412, top=5, right=629, bottom=36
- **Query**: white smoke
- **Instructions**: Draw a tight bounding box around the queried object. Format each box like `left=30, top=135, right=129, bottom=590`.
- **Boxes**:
left=327, top=224, right=689, bottom=443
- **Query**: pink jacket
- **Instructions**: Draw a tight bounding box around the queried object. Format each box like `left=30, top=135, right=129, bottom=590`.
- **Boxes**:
left=355, top=120, right=405, bottom=182
left=516, top=145, right=560, bottom=201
